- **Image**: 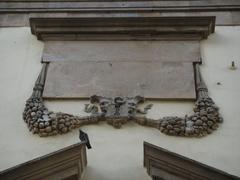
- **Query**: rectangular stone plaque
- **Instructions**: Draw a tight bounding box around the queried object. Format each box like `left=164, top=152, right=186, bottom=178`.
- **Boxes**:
left=42, top=41, right=200, bottom=63
left=43, top=61, right=196, bottom=99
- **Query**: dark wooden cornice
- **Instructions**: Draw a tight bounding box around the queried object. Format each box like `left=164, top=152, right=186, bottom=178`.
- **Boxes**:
left=30, top=16, right=215, bottom=41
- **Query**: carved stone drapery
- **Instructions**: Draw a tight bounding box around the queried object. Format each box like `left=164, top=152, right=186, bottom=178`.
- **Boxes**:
left=23, top=63, right=222, bottom=137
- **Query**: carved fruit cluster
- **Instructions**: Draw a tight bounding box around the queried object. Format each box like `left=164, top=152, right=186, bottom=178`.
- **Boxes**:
left=159, top=117, right=185, bottom=136
left=23, top=97, right=99, bottom=137
left=158, top=97, right=223, bottom=137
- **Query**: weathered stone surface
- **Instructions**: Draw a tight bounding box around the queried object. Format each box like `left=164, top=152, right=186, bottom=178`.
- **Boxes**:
left=20, top=13, right=222, bottom=139
left=0, top=1, right=240, bottom=27
left=1, top=1, right=240, bottom=9
left=0, top=142, right=87, bottom=180
left=152, top=65, right=223, bottom=137
left=42, top=41, right=200, bottom=63
left=43, top=61, right=196, bottom=99
left=144, top=142, right=240, bottom=180
left=30, top=16, right=215, bottom=41
left=195, top=120, right=203, bottom=126
left=1, top=11, right=239, bottom=27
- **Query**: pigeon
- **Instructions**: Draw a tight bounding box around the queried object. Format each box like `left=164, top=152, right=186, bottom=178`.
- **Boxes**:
left=79, top=130, right=92, bottom=149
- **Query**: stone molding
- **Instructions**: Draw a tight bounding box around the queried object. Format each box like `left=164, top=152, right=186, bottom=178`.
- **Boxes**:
left=0, top=142, right=87, bottom=180
left=1, top=1, right=240, bottom=12
left=144, top=142, right=240, bottom=180
left=1, top=1, right=240, bottom=27
left=42, top=41, right=201, bottom=63
left=22, top=63, right=223, bottom=137
left=30, top=16, right=215, bottom=41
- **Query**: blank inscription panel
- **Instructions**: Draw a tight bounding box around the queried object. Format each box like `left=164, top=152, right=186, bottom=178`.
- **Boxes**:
left=42, top=41, right=198, bottom=100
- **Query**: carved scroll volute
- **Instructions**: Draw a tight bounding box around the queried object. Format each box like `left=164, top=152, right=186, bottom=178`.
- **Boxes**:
left=90, top=95, right=111, bottom=116
left=87, top=95, right=148, bottom=128
left=89, top=95, right=145, bottom=117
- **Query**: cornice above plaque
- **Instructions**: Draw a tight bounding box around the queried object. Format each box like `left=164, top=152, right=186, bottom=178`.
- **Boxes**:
left=30, top=16, right=215, bottom=41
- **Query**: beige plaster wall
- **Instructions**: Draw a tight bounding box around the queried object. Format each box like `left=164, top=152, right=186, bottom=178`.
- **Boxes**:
left=0, top=26, right=239, bottom=179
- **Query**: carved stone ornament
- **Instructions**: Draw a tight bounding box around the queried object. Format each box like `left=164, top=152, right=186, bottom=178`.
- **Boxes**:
left=23, top=63, right=223, bottom=137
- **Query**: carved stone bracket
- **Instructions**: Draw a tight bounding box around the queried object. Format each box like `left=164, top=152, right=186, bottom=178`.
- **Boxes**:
left=23, top=63, right=222, bottom=137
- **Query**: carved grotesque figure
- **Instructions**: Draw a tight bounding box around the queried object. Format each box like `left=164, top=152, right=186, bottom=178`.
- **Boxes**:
left=86, top=95, right=150, bottom=128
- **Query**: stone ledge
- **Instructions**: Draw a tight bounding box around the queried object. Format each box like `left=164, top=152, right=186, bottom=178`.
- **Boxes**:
left=1, top=1, right=240, bottom=10
left=30, top=16, right=215, bottom=41
left=0, top=142, right=87, bottom=180
left=144, top=142, right=240, bottom=180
